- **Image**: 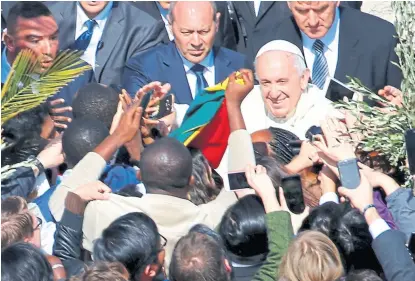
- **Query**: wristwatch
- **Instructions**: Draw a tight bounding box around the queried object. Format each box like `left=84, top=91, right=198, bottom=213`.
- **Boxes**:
left=27, top=155, right=45, bottom=176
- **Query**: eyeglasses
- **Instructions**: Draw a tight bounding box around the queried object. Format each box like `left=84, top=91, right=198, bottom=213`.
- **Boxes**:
left=159, top=233, right=167, bottom=248
left=34, top=217, right=43, bottom=231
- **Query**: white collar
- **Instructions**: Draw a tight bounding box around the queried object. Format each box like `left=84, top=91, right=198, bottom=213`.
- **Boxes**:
left=76, top=1, right=113, bottom=29
left=266, top=85, right=317, bottom=125
left=179, top=49, right=215, bottom=73
left=301, top=7, right=340, bottom=53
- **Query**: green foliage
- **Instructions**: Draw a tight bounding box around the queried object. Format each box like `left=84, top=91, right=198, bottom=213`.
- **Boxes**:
left=1, top=49, right=91, bottom=125
left=336, top=1, right=415, bottom=185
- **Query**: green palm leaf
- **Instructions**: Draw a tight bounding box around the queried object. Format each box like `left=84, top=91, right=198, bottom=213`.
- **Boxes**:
left=1, top=49, right=91, bottom=125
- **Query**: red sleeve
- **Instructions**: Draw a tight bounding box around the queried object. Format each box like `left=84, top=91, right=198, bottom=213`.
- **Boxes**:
left=189, top=100, right=230, bottom=169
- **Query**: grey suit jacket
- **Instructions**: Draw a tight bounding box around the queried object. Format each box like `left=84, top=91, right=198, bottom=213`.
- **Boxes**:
left=46, top=1, right=168, bottom=86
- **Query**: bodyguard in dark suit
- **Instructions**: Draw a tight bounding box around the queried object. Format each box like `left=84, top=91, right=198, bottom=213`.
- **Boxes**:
left=122, top=1, right=247, bottom=123
left=229, top=1, right=292, bottom=67
left=255, top=1, right=402, bottom=101
left=2, top=2, right=94, bottom=129
left=133, top=1, right=237, bottom=51
left=45, top=1, right=168, bottom=86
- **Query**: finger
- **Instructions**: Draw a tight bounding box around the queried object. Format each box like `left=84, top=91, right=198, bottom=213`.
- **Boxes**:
left=94, top=192, right=111, bottom=200
left=228, top=71, right=236, bottom=83
left=49, top=98, right=65, bottom=106
left=278, top=187, right=287, bottom=209
left=337, top=186, right=351, bottom=198
left=50, top=106, right=72, bottom=114
left=97, top=183, right=112, bottom=194
left=52, top=116, right=72, bottom=122
left=54, top=122, right=68, bottom=129
left=134, top=106, right=144, bottom=123
left=357, top=162, right=372, bottom=171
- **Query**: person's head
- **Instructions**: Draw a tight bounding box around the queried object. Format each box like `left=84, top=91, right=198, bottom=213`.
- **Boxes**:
left=72, top=83, right=120, bottom=129
left=187, top=147, right=220, bottom=205
left=70, top=262, right=130, bottom=281
left=168, top=1, right=220, bottom=64
left=93, top=212, right=165, bottom=281
left=300, top=203, right=381, bottom=273
left=345, top=270, right=382, bottom=281
left=170, top=231, right=232, bottom=281
left=1, top=103, right=55, bottom=166
left=2, top=242, right=53, bottom=281
left=1, top=196, right=42, bottom=248
left=219, top=195, right=268, bottom=264
left=288, top=1, right=339, bottom=39
left=255, top=40, right=310, bottom=119
left=78, top=1, right=110, bottom=19
left=5, top=1, right=58, bottom=71
left=62, top=118, right=109, bottom=167
left=280, top=231, right=344, bottom=281
left=140, top=137, right=193, bottom=195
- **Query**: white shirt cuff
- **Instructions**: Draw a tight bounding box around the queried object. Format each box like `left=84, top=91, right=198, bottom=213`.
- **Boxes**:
left=369, top=219, right=390, bottom=239
left=319, top=192, right=339, bottom=205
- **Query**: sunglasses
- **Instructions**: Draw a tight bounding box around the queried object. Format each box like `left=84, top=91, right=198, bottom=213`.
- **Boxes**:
left=34, top=217, right=43, bottom=231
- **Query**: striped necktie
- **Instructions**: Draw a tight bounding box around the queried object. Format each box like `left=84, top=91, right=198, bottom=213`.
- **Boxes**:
left=72, top=19, right=97, bottom=51
left=312, top=39, right=329, bottom=89
left=191, top=64, right=208, bottom=97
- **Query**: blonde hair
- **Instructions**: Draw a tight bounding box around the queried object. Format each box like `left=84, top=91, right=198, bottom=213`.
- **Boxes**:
left=279, top=231, right=344, bottom=281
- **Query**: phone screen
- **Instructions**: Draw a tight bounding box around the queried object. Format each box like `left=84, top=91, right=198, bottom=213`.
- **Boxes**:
left=228, top=171, right=251, bottom=191
left=337, top=158, right=361, bottom=189
left=150, top=94, right=173, bottom=120
left=324, top=78, right=355, bottom=102
left=280, top=175, right=305, bottom=214
left=140, top=91, right=153, bottom=110
left=405, top=130, right=415, bottom=175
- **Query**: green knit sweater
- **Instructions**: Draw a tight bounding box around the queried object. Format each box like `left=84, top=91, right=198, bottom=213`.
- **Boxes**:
left=252, top=211, right=294, bottom=281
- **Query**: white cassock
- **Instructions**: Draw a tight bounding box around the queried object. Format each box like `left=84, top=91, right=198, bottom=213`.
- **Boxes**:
left=241, top=84, right=340, bottom=139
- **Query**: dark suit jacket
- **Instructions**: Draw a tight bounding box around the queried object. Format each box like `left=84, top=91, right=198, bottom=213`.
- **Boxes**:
left=256, top=6, right=402, bottom=99
left=122, top=41, right=248, bottom=105
left=45, top=1, right=168, bottom=86
left=230, top=1, right=291, bottom=67
left=133, top=1, right=237, bottom=51
left=372, top=230, right=415, bottom=281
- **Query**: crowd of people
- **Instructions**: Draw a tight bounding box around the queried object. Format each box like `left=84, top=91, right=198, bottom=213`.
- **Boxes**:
left=1, top=1, right=414, bottom=281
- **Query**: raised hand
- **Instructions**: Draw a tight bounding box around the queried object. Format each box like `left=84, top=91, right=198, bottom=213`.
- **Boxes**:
left=225, top=69, right=254, bottom=107
left=378, top=85, right=403, bottom=108
left=112, top=99, right=144, bottom=145
left=37, top=134, right=65, bottom=169
left=73, top=181, right=112, bottom=202
left=48, top=98, right=72, bottom=129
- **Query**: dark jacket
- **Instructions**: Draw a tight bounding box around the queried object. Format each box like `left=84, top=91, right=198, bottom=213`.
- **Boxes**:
left=1, top=164, right=36, bottom=200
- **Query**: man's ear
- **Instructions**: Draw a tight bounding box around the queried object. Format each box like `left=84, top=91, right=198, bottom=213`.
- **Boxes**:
left=189, top=175, right=195, bottom=185
left=336, top=1, right=340, bottom=7
left=215, top=12, right=221, bottom=32
left=3, top=33, right=15, bottom=53
left=287, top=1, right=293, bottom=11
left=300, top=69, right=310, bottom=91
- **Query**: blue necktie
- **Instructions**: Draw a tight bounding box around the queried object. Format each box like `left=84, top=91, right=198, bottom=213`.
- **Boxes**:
left=73, top=19, right=97, bottom=51
left=191, top=64, right=208, bottom=97
left=312, top=39, right=329, bottom=89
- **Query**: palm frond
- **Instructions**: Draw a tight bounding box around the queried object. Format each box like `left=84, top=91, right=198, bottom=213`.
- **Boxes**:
left=1, top=49, right=91, bottom=125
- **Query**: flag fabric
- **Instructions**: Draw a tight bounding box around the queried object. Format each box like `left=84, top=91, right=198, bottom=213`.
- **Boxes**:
left=170, top=76, right=243, bottom=168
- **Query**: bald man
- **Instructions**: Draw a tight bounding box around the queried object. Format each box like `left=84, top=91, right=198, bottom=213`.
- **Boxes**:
left=241, top=40, right=337, bottom=139
left=122, top=1, right=248, bottom=126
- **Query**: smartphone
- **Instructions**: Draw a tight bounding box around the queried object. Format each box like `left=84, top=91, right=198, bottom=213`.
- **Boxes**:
left=323, top=77, right=355, bottom=102
left=405, top=130, right=415, bottom=175
left=149, top=94, right=173, bottom=120
left=337, top=158, right=361, bottom=189
left=305, top=125, right=323, bottom=142
left=227, top=171, right=251, bottom=191
left=140, top=91, right=153, bottom=110
left=280, top=174, right=305, bottom=214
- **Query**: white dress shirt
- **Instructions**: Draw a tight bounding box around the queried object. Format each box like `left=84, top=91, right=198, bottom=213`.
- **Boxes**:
left=174, top=51, right=215, bottom=126
left=241, top=84, right=339, bottom=139
left=301, top=7, right=340, bottom=79
left=75, top=1, right=113, bottom=69
left=156, top=2, right=174, bottom=41
left=254, top=0, right=261, bottom=16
